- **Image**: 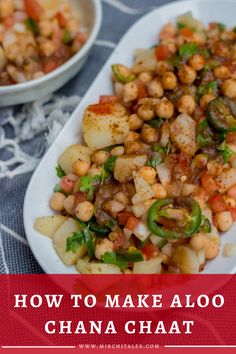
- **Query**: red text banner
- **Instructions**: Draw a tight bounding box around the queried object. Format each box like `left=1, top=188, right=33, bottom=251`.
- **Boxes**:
left=0, top=275, right=236, bottom=347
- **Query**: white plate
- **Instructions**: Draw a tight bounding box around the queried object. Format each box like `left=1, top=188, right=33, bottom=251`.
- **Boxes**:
left=24, top=0, right=236, bottom=274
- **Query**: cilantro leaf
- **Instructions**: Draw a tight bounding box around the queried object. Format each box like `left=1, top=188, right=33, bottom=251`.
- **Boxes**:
left=79, top=175, right=100, bottom=199
left=102, top=251, right=128, bottom=271
left=196, top=81, right=218, bottom=101
left=217, top=141, right=235, bottom=163
left=177, top=22, right=186, bottom=30
left=179, top=43, right=198, bottom=58
left=56, top=165, right=66, bottom=178
left=25, top=18, right=39, bottom=35
left=104, top=156, right=117, bottom=174
left=53, top=184, right=63, bottom=193
left=66, top=231, right=85, bottom=253
left=146, top=157, right=162, bottom=168
left=66, top=223, right=95, bottom=257
left=217, top=23, right=226, bottom=32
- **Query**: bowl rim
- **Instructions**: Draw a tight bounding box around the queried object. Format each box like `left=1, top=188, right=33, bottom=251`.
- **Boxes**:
left=0, top=0, right=102, bottom=93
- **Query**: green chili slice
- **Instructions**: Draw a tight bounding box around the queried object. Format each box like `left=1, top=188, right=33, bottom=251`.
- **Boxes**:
left=207, top=97, right=236, bottom=132
left=147, top=198, right=202, bottom=239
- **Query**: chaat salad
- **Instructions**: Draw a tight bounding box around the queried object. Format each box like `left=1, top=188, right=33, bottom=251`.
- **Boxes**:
left=0, top=0, right=87, bottom=85
left=34, top=12, right=236, bottom=274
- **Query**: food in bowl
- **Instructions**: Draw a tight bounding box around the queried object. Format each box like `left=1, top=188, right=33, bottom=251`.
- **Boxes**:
left=34, top=12, right=236, bottom=274
left=0, top=0, right=88, bottom=85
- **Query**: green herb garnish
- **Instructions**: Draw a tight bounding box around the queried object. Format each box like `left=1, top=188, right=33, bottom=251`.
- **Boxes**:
left=146, top=157, right=162, bottom=168
left=56, top=165, right=66, bottom=178
left=196, top=81, right=218, bottom=101
left=179, top=43, right=198, bottom=58
left=62, top=29, right=73, bottom=45
left=217, top=141, right=235, bottom=163
left=217, top=23, right=226, bottom=32
left=25, top=18, right=39, bottom=35
left=104, top=156, right=117, bottom=174
left=102, top=251, right=128, bottom=271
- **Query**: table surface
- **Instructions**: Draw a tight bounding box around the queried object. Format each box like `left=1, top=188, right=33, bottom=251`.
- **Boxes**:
left=0, top=0, right=174, bottom=274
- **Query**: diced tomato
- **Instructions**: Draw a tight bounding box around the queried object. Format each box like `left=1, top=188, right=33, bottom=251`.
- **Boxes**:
left=201, top=172, right=218, bottom=195
left=180, top=27, right=193, bottom=38
left=42, top=60, right=59, bottom=74
left=141, top=243, right=157, bottom=260
left=76, top=32, right=88, bottom=44
left=75, top=191, right=87, bottom=204
left=99, top=95, right=119, bottom=104
left=125, top=217, right=140, bottom=231
left=118, top=212, right=134, bottom=226
left=226, top=132, right=236, bottom=145
left=24, top=0, right=44, bottom=21
left=155, top=44, right=171, bottom=61
left=228, top=207, right=236, bottom=221
left=56, top=12, right=67, bottom=28
left=4, top=16, right=14, bottom=29
left=136, top=80, right=148, bottom=99
left=208, top=194, right=227, bottom=214
left=227, top=184, right=236, bottom=200
left=61, top=176, right=74, bottom=193
left=209, top=22, right=217, bottom=30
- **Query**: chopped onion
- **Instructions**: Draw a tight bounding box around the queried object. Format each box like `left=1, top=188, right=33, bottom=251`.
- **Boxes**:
left=223, top=243, right=236, bottom=257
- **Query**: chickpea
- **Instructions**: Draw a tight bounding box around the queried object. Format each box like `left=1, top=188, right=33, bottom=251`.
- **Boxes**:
left=194, top=154, right=208, bottom=169
left=139, top=166, right=157, bottom=185
left=39, top=40, right=56, bottom=57
left=38, top=20, right=53, bottom=37
left=49, top=192, right=66, bottom=211
left=111, top=146, right=125, bottom=156
left=215, top=211, right=233, bottom=232
left=0, top=0, right=13, bottom=18
left=156, top=61, right=173, bottom=76
left=95, top=239, right=114, bottom=260
left=33, top=71, right=44, bottom=80
left=140, top=124, right=158, bottom=144
left=64, top=195, right=75, bottom=215
left=125, top=141, right=143, bottom=154
left=87, top=164, right=102, bottom=177
left=205, top=239, right=219, bottom=260
left=223, top=195, right=236, bottom=208
left=189, top=54, right=205, bottom=71
left=155, top=97, right=174, bottom=119
left=138, top=71, right=152, bottom=83
left=178, top=65, right=196, bottom=85
left=129, top=113, right=143, bottom=131
left=124, top=132, right=140, bottom=143
left=137, top=104, right=155, bottom=121
left=221, top=79, right=236, bottom=99
left=114, top=82, right=124, bottom=97
left=123, top=82, right=139, bottom=102
left=161, top=72, right=177, bottom=90
left=199, top=94, right=216, bottom=110
left=214, top=65, right=230, bottom=80
left=190, top=232, right=209, bottom=251
left=177, top=95, right=195, bottom=115
left=92, top=150, right=109, bottom=165
left=75, top=201, right=94, bottom=222
left=114, top=192, right=130, bottom=205
left=152, top=183, right=167, bottom=199
left=147, top=80, right=164, bottom=98
left=72, top=160, right=90, bottom=177
left=207, top=160, right=223, bottom=176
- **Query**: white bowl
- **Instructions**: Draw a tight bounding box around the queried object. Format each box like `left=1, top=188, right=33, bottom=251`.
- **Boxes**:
left=24, top=0, right=236, bottom=274
left=0, top=0, right=102, bottom=107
